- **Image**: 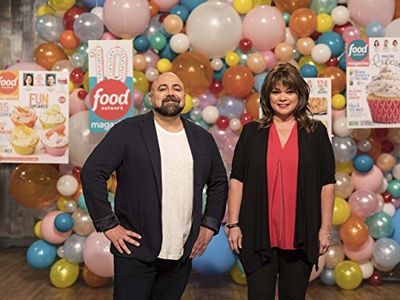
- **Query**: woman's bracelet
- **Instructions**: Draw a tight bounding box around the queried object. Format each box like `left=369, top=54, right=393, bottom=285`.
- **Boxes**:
left=226, top=223, right=240, bottom=229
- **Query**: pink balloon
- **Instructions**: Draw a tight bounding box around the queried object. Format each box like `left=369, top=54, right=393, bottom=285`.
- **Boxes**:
left=342, top=26, right=361, bottom=41
left=103, top=0, right=150, bottom=38
left=347, top=0, right=395, bottom=28
left=134, top=90, right=144, bottom=108
left=260, top=50, right=277, bottom=69
left=309, top=254, right=326, bottom=281
left=101, top=31, right=117, bottom=40
left=7, top=62, right=46, bottom=71
left=344, top=236, right=374, bottom=263
left=351, top=166, right=384, bottom=193
left=69, top=88, right=88, bottom=116
left=348, top=190, right=379, bottom=218
left=332, top=108, right=346, bottom=125
left=83, top=232, right=114, bottom=277
left=142, top=50, right=160, bottom=70
left=152, top=0, right=179, bottom=11
left=41, top=211, right=72, bottom=244
left=197, top=90, right=218, bottom=110
left=243, top=6, right=286, bottom=51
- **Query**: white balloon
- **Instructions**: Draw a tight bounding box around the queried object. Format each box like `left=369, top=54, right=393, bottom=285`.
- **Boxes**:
left=285, top=27, right=297, bottom=47
left=91, top=7, right=104, bottom=21
left=211, top=58, right=223, bottom=71
left=186, top=1, right=242, bottom=58
left=385, top=18, right=400, bottom=37
left=376, top=193, right=384, bottom=212
left=192, top=97, right=200, bottom=108
left=170, top=33, right=190, bottom=53
left=331, top=6, right=350, bottom=26
left=145, top=67, right=159, bottom=82
left=202, top=106, right=219, bottom=124
left=229, top=118, right=242, bottom=131
left=359, top=261, right=374, bottom=279
left=392, top=164, right=400, bottom=180
left=383, top=203, right=396, bottom=217
left=333, top=117, right=352, bottom=137
left=57, top=175, right=79, bottom=197
left=385, top=172, right=393, bottom=181
left=378, top=178, right=388, bottom=193
left=311, top=44, right=332, bottom=64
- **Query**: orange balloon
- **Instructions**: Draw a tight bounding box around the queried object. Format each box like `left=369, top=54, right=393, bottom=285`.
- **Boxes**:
left=368, top=137, right=382, bottom=161
left=82, top=265, right=110, bottom=288
left=319, top=66, right=346, bottom=95
left=223, top=65, right=254, bottom=98
left=110, top=176, right=117, bottom=193
left=339, top=215, right=369, bottom=249
left=171, top=52, right=213, bottom=96
left=274, top=0, right=311, bottom=13
left=245, top=92, right=260, bottom=119
left=148, top=1, right=159, bottom=17
left=289, top=8, right=317, bottom=38
left=9, top=164, right=61, bottom=208
left=60, top=30, right=80, bottom=49
left=395, top=0, right=400, bottom=19
left=34, top=42, right=68, bottom=70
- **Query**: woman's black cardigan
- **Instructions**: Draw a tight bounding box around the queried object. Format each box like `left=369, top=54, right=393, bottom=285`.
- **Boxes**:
left=230, top=121, right=336, bottom=274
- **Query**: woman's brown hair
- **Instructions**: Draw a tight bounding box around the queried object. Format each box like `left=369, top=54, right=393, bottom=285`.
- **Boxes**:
left=258, top=62, right=317, bottom=132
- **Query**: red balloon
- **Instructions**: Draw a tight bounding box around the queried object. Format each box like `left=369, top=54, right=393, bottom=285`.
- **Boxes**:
left=216, top=116, right=229, bottom=130
left=381, top=140, right=394, bottom=153
left=368, top=272, right=383, bottom=286
left=310, top=31, right=321, bottom=40
left=239, top=38, right=253, bottom=53
left=77, top=90, right=88, bottom=100
left=210, top=80, right=223, bottom=95
left=159, top=13, right=168, bottom=23
left=326, top=57, right=338, bottom=67
left=72, top=166, right=82, bottom=182
left=63, top=6, right=87, bottom=30
left=333, top=22, right=353, bottom=36
left=240, top=113, right=253, bottom=125
left=382, top=192, right=393, bottom=203
left=70, top=68, right=84, bottom=85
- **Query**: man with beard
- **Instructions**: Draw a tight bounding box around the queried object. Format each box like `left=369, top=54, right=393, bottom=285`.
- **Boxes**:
left=81, top=72, right=228, bottom=300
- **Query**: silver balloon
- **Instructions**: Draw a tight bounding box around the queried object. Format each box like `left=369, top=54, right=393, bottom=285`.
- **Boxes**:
left=63, top=233, right=87, bottom=263
left=35, top=15, right=64, bottom=42
left=357, top=139, right=372, bottom=152
left=70, top=52, right=86, bottom=69
left=57, top=246, right=65, bottom=258
left=73, top=13, right=104, bottom=42
left=143, top=16, right=162, bottom=37
left=145, top=67, right=159, bottom=82
left=72, top=208, right=95, bottom=236
left=373, top=238, right=400, bottom=269
left=332, top=136, right=357, bottom=162
left=190, top=107, right=203, bottom=122
left=320, top=268, right=336, bottom=285
left=65, top=200, right=78, bottom=213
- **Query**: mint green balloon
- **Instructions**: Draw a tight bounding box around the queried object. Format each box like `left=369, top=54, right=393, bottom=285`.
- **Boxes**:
left=144, top=93, right=152, bottom=109
left=366, top=211, right=394, bottom=239
left=149, top=32, right=167, bottom=51
left=310, top=0, right=338, bottom=14
left=388, top=180, right=400, bottom=198
left=282, top=12, right=290, bottom=25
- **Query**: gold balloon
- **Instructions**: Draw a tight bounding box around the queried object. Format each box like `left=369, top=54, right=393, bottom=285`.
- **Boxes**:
left=82, top=264, right=110, bottom=288
left=163, top=15, right=184, bottom=35
left=133, top=54, right=147, bottom=72
left=325, top=243, right=345, bottom=268
left=319, top=66, right=346, bottom=95
left=334, top=260, right=363, bottom=290
left=376, top=153, right=396, bottom=172
left=172, top=52, right=213, bottom=96
left=335, top=161, right=353, bottom=174
left=274, top=42, right=293, bottom=61
left=34, top=42, right=68, bottom=70
left=50, top=258, right=79, bottom=288
left=274, top=0, right=311, bottom=13
left=9, top=164, right=60, bottom=208
left=230, top=264, right=247, bottom=285
left=72, top=208, right=95, bottom=236
left=296, top=37, right=315, bottom=56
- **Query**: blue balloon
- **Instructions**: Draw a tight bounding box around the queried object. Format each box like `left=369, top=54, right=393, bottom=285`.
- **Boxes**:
left=217, top=95, right=245, bottom=119
left=77, top=194, right=87, bottom=210
left=352, top=154, right=374, bottom=173
left=317, top=31, right=345, bottom=57
left=54, top=213, right=74, bottom=232
left=80, top=0, right=104, bottom=8
left=339, top=54, right=346, bottom=71
left=133, top=35, right=150, bottom=53
left=170, top=5, right=190, bottom=22
left=158, top=42, right=178, bottom=61
left=320, top=268, right=336, bottom=285
left=253, top=72, right=267, bottom=92
left=192, top=226, right=236, bottom=275
left=180, top=0, right=206, bottom=11
left=27, top=240, right=57, bottom=269
left=366, top=21, right=385, bottom=38
left=389, top=209, right=400, bottom=244
left=388, top=180, right=400, bottom=198
left=300, top=64, right=318, bottom=78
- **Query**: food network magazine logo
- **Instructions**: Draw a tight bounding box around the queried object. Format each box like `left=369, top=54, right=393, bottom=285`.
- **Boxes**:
left=346, top=38, right=369, bottom=66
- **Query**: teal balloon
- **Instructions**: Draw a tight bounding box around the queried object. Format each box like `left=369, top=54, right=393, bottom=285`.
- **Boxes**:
left=310, top=0, right=338, bottom=14
left=194, top=119, right=209, bottom=131
left=77, top=194, right=87, bottom=210
left=366, top=211, right=394, bottom=238
left=235, top=49, right=249, bottom=65
left=149, top=32, right=167, bottom=51
left=76, top=42, right=88, bottom=55
left=144, top=93, right=152, bottom=109
left=388, top=180, right=400, bottom=198
left=282, top=12, right=290, bottom=25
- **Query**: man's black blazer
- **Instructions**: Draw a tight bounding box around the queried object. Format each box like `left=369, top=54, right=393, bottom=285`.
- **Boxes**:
left=81, top=112, right=228, bottom=261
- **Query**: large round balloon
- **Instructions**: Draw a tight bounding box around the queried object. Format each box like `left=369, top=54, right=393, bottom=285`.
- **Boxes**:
left=366, top=211, right=394, bottom=239
left=222, top=65, right=254, bottom=98
left=35, top=15, right=64, bottom=42
left=171, top=52, right=213, bottom=96
left=339, top=215, right=369, bottom=249
left=41, top=211, right=72, bottom=244
left=348, top=190, right=379, bottom=218
left=186, top=1, right=242, bottom=58
left=50, top=258, right=79, bottom=288
left=351, top=165, right=384, bottom=193
left=83, top=231, right=114, bottom=277
left=334, top=260, right=363, bottom=290
left=289, top=8, right=317, bottom=38
left=347, top=0, right=395, bottom=28
left=27, top=240, right=57, bottom=269
left=103, top=0, right=150, bottom=38
left=34, top=42, right=68, bottom=70
left=243, top=6, right=286, bottom=50
left=64, top=234, right=87, bottom=263
left=373, top=238, right=400, bottom=269
left=9, top=164, right=60, bottom=208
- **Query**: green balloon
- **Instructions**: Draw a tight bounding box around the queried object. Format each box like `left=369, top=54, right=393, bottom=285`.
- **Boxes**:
left=366, top=211, right=394, bottom=239
left=310, top=0, right=338, bottom=14
left=388, top=180, right=400, bottom=198
left=149, top=32, right=167, bottom=51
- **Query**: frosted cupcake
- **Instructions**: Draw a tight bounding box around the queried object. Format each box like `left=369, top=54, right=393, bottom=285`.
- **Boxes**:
left=367, top=66, right=400, bottom=123
left=39, top=104, right=66, bottom=129
left=11, top=106, right=37, bottom=128
left=9, top=125, right=39, bottom=155
left=41, top=125, right=68, bottom=156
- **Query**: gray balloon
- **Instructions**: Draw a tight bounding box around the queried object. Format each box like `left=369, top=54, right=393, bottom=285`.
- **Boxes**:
left=63, top=234, right=87, bottom=263
left=73, top=13, right=104, bottom=42
left=70, top=52, right=86, bottom=69
left=65, top=200, right=78, bottom=213
left=332, top=136, right=357, bottom=163
left=320, top=268, right=336, bottom=285
left=373, top=238, right=400, bottom=269
left=190, top=108, right=203, bottom=122
left=35, top=15, right=64, bottom=42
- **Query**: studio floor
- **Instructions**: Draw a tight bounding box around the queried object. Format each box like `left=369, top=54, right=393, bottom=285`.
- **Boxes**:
left=0, top=247, right=399, bottom=300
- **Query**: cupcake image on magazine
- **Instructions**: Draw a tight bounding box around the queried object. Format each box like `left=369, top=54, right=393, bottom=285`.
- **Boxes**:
left=41, top=124, right=68, bottom=156
left=11, top=106, right=37, bottom=128
left=39, top=104, right=66, bottom=129
left=366, top=66, right=400, bottom=124
left=9, top=125, right=39, bottom=155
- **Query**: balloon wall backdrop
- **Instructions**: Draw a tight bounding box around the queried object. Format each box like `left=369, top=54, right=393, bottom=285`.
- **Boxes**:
left=6, top=0, right=400, bottom=289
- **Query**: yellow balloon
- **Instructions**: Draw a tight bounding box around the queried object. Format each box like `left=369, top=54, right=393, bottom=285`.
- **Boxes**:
left=317, top=13, right=334, bottom=33
left=36, top=5, right=56, bottom=16
left=253, top=0, right=272, bottom=6
left=56, top=196, right=69, bottom=211
left=50, top=258, right=79, bottom=288
left=332, top=197, right=350, bottom=225
left=225, top=51, right=240, bottom=66
left=63, top=47, right=75, bottom=56
left=83, top=72, right=89, bottom=92
left=332, top=94, right=346, bottom=110
left=298, top=56, right=325, bottom=73
left=182, top=94, right=193, bottom=114
left=34, top=221, right=42, bottom=238
left=48, top=0, right=76, bottom=11
left=69, top=81, right=74, bottom=94
left=134, top=71, right=149, bottom=94
left=336, top=161, right=353, bottom=174
left=230, top=264, right=247, bottom=285
left=157, top=58, right=172, bottom=73
left=233, top=0, right=253, bottom=14
left=334, top=261, right=362, bottom=290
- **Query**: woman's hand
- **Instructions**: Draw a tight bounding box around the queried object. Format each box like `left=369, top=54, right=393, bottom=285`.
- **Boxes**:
left=319, top=228, right=330, bottom=255
left=228, top=227, right=243, bottom=254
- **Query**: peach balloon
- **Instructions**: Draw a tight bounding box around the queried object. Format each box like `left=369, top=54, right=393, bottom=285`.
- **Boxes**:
left=163, top=14, right=183, bottom=35
left=72, top=208, right=95, bottom=236
left=274, top=42, right=293, bottom=61
left=376, top=153, right=396, bottom=172
left=289, top=8, right=317, bottom=38
left=222, top=65, right=254, bottom=98
left=296, top=37, right=315, bottom=56
left=352, top=129, right=372, bottom=140
left=325, top=243, right=345, bottom=269
left=351, top=165, right=384, bottom=193
left=41, top=211, right=72, bottom=244
left=246, top=52, right=267, bottom=73
left=274, top=0, right=311, bottom=13
left=344, top=236, right=374, bottom=263
left=34, top=42, right=68, bottom=70
left=133, top=54, right=147, bottom=71
left=245, top=92, right=260, bottom=119
left=319, top=66, right=346, bottom=95
left=339, top=215, right=369, bottom=249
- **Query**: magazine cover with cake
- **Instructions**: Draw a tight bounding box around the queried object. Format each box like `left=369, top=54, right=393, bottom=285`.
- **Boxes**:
left=346, top=37, right=400, bottom=128
left=0, top=70, right=69, bottom=163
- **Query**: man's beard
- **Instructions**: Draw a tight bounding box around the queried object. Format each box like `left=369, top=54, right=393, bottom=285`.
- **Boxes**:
left=153, top=95, right=184, bottom=117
